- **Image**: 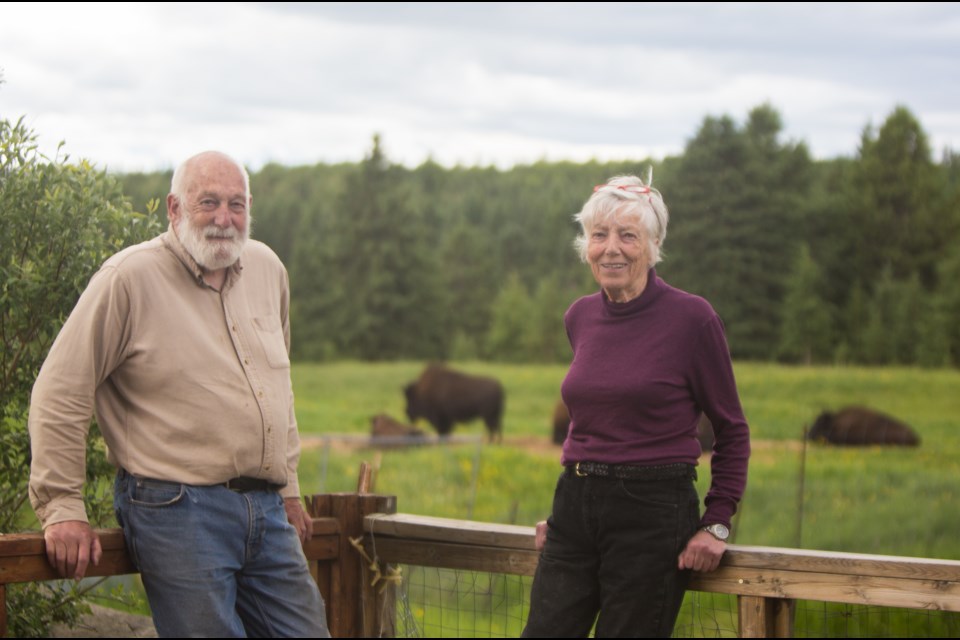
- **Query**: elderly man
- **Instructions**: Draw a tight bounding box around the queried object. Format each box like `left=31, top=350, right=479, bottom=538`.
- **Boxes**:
left=28, top=151, right=329, bottom=638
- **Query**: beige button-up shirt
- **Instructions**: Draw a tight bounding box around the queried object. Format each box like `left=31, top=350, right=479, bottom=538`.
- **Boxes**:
left=29, top=230, right=303, bottom=528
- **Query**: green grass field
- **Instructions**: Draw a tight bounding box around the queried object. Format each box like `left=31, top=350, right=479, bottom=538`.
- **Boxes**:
left=292, top=360, right=960, bottom=560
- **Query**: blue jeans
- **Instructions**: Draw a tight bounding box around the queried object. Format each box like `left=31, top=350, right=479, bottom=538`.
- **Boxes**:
left=523, top=467, right=700, bottom=638
left=114, top=470, right=329, bottom=638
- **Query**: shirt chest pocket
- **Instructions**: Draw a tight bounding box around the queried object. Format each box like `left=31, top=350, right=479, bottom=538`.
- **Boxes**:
left=253, top=315, right=290, bottom=368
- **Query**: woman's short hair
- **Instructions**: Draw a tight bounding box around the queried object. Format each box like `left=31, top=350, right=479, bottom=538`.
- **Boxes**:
left=574, top=174, right=669, bottom=267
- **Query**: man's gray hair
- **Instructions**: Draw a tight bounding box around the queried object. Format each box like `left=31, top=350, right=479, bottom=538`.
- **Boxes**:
left=169, top=151, right=251, bottom=205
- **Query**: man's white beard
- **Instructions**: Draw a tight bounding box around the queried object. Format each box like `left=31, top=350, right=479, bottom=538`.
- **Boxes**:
left=176, top=214, right=249, bottom=271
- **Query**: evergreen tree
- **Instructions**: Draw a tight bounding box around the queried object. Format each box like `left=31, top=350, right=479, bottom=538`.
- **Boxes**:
left=778, top=244, right=834, bottom=364
left=485, top=272, right=534, bottom=362
left=660, top=104, right=813, bottom=360
left=846, top=107, right=947, bottom=288
left=296, top=135, right=448, bottom=360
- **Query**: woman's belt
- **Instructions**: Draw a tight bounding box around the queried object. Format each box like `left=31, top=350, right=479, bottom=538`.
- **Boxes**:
left=566, top=461, right=695, bottom=480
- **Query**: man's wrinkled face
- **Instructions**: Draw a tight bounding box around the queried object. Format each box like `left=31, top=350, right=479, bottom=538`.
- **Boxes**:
left=171, top=155, right=250, bottom=271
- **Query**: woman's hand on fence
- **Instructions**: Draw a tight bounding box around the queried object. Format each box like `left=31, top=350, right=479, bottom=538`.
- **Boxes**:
left=535, top=520, right=548, bottom=551
left=43, top=520, right=102, bottom=581
left=678, top=530, right=726, bottom=573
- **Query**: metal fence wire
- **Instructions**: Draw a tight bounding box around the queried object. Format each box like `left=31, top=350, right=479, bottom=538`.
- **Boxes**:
left=390, top=565, right=960, bottom=639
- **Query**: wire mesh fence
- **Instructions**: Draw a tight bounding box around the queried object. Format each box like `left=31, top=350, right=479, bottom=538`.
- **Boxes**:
left=388, top=564, right=960, bottom=638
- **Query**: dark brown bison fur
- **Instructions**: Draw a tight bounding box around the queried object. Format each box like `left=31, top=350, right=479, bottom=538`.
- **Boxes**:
left=697, top=414, right=715, bottom=453
left=807, top=406, right=920, bottom=447
left=370, top=413, right=426, bottom=440
left=552, top=400, right=570, bottom=445
left=404, top=363, right=504, bottom=443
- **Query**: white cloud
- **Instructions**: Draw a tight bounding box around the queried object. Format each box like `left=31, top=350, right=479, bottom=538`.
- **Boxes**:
left=2, top=2, right=959, bottom=170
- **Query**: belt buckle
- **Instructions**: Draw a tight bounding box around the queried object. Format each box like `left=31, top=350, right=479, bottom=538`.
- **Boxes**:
left=575, top=462, right=587, bottom=477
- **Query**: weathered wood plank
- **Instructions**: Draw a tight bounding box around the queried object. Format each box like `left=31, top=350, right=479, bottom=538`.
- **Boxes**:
left=722, top=545, right=960, bottom=583
left=364, top=513, right=535, bottom=550
left=363, top=537, right=541, bottom=576
left=691, top=566, right=960, bottom=611
left=364, top=514, right=960, bottom=583
left=0, top=519, right=339, bottom=585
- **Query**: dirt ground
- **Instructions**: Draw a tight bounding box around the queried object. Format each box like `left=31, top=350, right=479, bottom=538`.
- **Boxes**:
left=50, top=604, right=156, bottom=638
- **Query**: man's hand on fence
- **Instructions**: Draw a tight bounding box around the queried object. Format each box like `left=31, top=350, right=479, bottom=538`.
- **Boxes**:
left=285, top=497, right=313, bottom=544
left=43, top=520, right=102, bottom=581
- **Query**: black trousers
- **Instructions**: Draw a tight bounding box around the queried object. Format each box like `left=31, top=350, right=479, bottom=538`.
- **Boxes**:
left=523, top=467, right=700, bottom=638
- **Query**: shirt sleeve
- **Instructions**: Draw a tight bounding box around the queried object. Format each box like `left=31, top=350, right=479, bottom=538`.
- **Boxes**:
left=688, top=314, right=751, bottom=528
left=28, top=266, right=131, bottom=528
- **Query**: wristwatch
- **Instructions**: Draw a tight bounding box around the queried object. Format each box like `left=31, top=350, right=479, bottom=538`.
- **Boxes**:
left=701, top=523, right=730, bottom=541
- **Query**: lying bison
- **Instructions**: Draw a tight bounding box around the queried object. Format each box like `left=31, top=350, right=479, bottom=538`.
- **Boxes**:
left=696, top=414, right=715, bottom=453
left=404, top=363, right=504, bottom=443
left=370, top=413, right=426, bottom=442
left=807, top=406, right=920, bottom=447
left=552, top=400, right=569, bottom=445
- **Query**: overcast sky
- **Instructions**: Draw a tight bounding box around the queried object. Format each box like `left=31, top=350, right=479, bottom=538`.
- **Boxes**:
left=2, top=2, right=959, bottom=173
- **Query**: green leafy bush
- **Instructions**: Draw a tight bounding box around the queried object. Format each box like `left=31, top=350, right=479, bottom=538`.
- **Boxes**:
left=0, top=116, right=160, bottom=636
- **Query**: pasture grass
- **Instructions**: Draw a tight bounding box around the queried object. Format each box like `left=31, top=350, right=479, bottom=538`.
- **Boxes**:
left=293, top=360, right=960, bottom=560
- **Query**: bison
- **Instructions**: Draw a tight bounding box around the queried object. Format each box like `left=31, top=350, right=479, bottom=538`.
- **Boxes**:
left=807, top=406, right=920, bottom=447
left=551, top=400, right=570, bottom=445
left=696, top=414, right=715, bottom=453
left=369, top=413, right=426, bottom=443
left=403, top=363, right=504, bottom=443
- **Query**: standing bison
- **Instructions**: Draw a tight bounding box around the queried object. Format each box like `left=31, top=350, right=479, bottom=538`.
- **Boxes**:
left=404, top=363, right=504, bottom=443
left=807, top=406, right=920, bottom=446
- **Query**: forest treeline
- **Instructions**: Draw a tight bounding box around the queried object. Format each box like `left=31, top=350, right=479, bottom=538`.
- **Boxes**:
left=119, top=104, right=960, bottom=367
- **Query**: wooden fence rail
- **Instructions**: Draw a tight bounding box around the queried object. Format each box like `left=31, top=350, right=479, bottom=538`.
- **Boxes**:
left=360, top=512, right=960, bottom=638
left=4, top=493, right=960, bottom=638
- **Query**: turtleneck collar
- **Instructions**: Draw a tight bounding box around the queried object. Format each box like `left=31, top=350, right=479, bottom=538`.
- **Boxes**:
left=601, top=267, right=663, bottom=317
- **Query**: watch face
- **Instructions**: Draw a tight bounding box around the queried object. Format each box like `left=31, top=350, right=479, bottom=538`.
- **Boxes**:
left=708, top=524, right=729, bottom=540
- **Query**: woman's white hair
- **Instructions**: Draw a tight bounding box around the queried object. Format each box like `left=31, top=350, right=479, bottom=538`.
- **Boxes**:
left=573, top=172, right=669, bottom=267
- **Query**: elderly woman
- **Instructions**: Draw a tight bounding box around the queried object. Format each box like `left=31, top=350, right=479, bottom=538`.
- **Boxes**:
left=522, top=175, right=750, bottom=638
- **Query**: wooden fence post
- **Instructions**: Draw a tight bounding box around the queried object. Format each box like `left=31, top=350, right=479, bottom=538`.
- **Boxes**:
left=359, top=495, right=398, bottom=638
left=1, top=584, right=7, bottom=638
left=308, top=495, right=334, bottom=624
left=738, top=595, right=795, bottom=638
left=308, top=492, right=397, bottom=638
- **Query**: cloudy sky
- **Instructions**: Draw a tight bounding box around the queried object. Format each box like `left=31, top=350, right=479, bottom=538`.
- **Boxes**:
left=2, top=2, right=959, bottom=173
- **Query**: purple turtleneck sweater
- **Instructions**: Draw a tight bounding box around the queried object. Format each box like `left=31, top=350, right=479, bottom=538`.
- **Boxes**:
left=560, top=268, right=750, bottom=528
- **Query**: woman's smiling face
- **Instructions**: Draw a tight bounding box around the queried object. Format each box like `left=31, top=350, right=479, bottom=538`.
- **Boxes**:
left=586, top=213, right=653, bottom=303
